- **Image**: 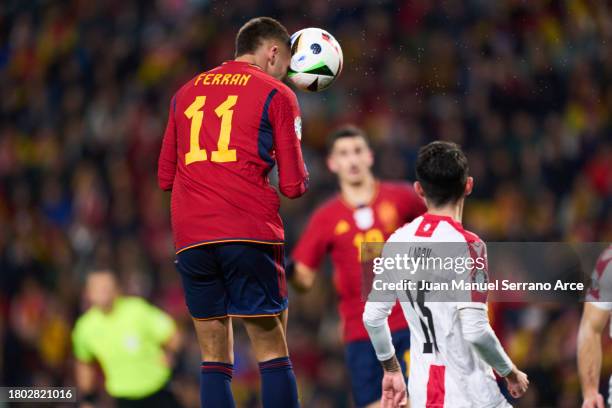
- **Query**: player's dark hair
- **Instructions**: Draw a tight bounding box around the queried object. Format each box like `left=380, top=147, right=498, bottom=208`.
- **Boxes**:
left=327, top=125, right=370, bottom=154
left=235, top=17, right=290, bottom=57
left=415, top=141, right=469, bottom=207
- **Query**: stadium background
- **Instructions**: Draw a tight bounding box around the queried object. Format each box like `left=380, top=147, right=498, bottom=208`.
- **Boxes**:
left=0, top=0, right=610, bottom=407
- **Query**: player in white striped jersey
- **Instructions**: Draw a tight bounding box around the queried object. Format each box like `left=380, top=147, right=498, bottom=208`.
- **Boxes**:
left=362, top=141, right=528, bottom=408
left=578, top=244, right=612, bottom=408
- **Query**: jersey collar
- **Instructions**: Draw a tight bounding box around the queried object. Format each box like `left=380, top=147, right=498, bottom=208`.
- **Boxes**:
left=223, top=60, right=263, bottom=71
left=339, top=181, right=380, bottom=210
left=422, top=212, right=463, bottom=229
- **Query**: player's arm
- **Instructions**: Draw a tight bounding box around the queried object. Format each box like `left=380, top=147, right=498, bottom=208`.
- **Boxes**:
left=290, top=209, right=329, bottom=292
left=72, top=323, right=98, bottom=407
left=363, top=300, right=396, bottom=362
left=162, top=327, right=182, bottom=367
left=158, top=95, right=178, bottom=191
left=269, top=89, right=308, bottom=198
left=458, top=304, right=528, bottom=398
left=362, top=239, right=403, bottom=365
left=578, top=302, right=610, bottom=408
left=75, top=361, right=96, bottom=407
left=287, top=261, right=317, bottom=292
left=363, top=300, right=407, bottom=407
left=141, top=299, right=182, bottom=367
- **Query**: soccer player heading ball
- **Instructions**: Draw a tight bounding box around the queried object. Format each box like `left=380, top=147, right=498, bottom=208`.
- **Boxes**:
left=158, top=17, right=308, bottom=408
left=363, top=141, right=529, bottom=407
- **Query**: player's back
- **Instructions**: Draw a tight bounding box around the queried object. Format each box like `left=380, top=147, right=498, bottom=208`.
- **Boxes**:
left=158, top=61, right=308, bottom=252
left=385, top=213, right=508, bottom=408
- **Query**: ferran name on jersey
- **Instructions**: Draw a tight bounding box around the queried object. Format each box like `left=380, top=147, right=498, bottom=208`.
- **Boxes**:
left=194, top=73, right=252, bottom=87
left=353, top=206, right=374, bottom=230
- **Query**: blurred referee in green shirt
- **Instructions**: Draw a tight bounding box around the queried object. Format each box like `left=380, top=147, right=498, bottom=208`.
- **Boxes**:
left=72, top=269, right=182, bottom=407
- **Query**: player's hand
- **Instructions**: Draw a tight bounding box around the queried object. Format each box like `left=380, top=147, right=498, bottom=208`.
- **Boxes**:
left=582, top=393, right=605, bottom=408
left=381, top=370, right=407, bottom=408
left=504, top=366, right=529, bottom=399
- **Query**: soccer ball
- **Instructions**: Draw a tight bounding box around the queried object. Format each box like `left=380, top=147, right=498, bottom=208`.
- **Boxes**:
left=288, top=28, right=343, bottom=92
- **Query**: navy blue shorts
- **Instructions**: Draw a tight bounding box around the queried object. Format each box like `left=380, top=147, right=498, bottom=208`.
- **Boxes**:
left=345, top=329, right=410, bottom=407
left=175, top=243, right=288, bottom=319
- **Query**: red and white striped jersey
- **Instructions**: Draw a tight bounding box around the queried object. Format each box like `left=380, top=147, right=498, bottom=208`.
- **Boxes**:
left=376, top=213, right=509, bottom=408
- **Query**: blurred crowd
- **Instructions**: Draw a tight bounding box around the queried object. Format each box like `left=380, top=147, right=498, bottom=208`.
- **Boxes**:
left=0, top=0, right=610, bottom=407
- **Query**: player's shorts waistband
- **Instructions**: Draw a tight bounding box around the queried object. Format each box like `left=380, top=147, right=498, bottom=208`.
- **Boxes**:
left=176, top=238, right=284, bottom=254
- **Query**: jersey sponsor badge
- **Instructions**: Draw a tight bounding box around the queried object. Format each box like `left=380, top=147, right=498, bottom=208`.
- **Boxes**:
left=377, top=201, right=399, bottom=232
left=354, top=206, right=374, bottom=230
left=334, top=219, right=350, bottom=235
left=294, top=116, right=302, bottom=140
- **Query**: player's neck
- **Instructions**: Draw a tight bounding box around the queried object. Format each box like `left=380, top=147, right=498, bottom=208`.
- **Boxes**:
left=235, top=55, right=263, bottom=70
left=427, top=200, right=464, bottom=223
left=340, top=175, right=376, bottom=207
left=98, top=296, right=119, bottom=314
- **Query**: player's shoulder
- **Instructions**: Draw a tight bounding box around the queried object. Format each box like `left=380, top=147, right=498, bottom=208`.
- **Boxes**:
left=310, top=194, right=345, bottom=220
left=386, top=215, right=424, bottom=242
left=265, top=77, right=298, bottom=105
left=387, top=213, right=484, bottom=244
left=437, top=217, right=483, bottom=244
left=119, top=296, right=150, bottom=311
left=597, top=244, right=612, bottom=263
left=454, top=224, right=483, bottom=244
left=73, top=307, right=101, bottom=334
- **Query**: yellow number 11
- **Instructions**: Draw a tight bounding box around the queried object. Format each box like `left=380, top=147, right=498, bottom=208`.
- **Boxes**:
left=184, top=95, right=238, bottom=165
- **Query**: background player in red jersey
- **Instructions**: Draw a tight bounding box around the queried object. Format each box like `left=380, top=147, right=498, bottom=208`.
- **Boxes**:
left=290, top=126, right=426, bottom=408
left=157, top=17, right=308, bottom=408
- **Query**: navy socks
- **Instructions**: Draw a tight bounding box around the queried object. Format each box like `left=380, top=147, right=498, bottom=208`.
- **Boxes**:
left=200, top=361, right=236, bottom=408
left=258, top=356, right=299, bottom=408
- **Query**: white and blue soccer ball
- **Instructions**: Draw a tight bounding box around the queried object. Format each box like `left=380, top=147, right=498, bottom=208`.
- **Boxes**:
left=288, top=28, right=343, bottom=92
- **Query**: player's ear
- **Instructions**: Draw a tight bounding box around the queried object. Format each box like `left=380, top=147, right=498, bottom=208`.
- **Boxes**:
left=365, top=147, right=374, bottom=168
left=464, top=177, right=474, bottom=196
left=327, top=155, right=338, bottom=174
left=269, top=44, right=279, bottom=66
left=414, top=181, right=426, bottom=200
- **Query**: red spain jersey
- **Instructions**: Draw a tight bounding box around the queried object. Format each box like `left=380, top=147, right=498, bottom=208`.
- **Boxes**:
left=293, top=181, right=426, bottom=343
left=158, top=61, right=309, bottom=252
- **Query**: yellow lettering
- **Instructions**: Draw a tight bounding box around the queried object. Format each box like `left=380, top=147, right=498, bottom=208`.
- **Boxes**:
left=220, top=74, right=232, bottom=85
left=194, top=73, right=206, bottom=86
left=184, top=96, right=207, bottom=164
left=211, top=95, right=238, bottom=162
left=203, top=74, right=213, bottom=85
left=212, top=74, right=222, bottom=85
left=229, top=74, right=241, bottom=85
left=239, top=74, right=251, bottom=86
left=184, top=95, right=239, bottom=165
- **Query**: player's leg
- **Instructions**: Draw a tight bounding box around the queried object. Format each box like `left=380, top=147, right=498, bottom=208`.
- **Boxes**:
left=345, top=339, right=386, bottom=408
left=175, top=246, right=236, bottom=408
left=280, top=307, right=289, bottom=334
left=221, top=243, right=299, bottom=408
left=242, top=315, right=299, bottom=408
left=193, top=316, right=233, bottom=361
left=193, top=317, right=235, bottom=407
